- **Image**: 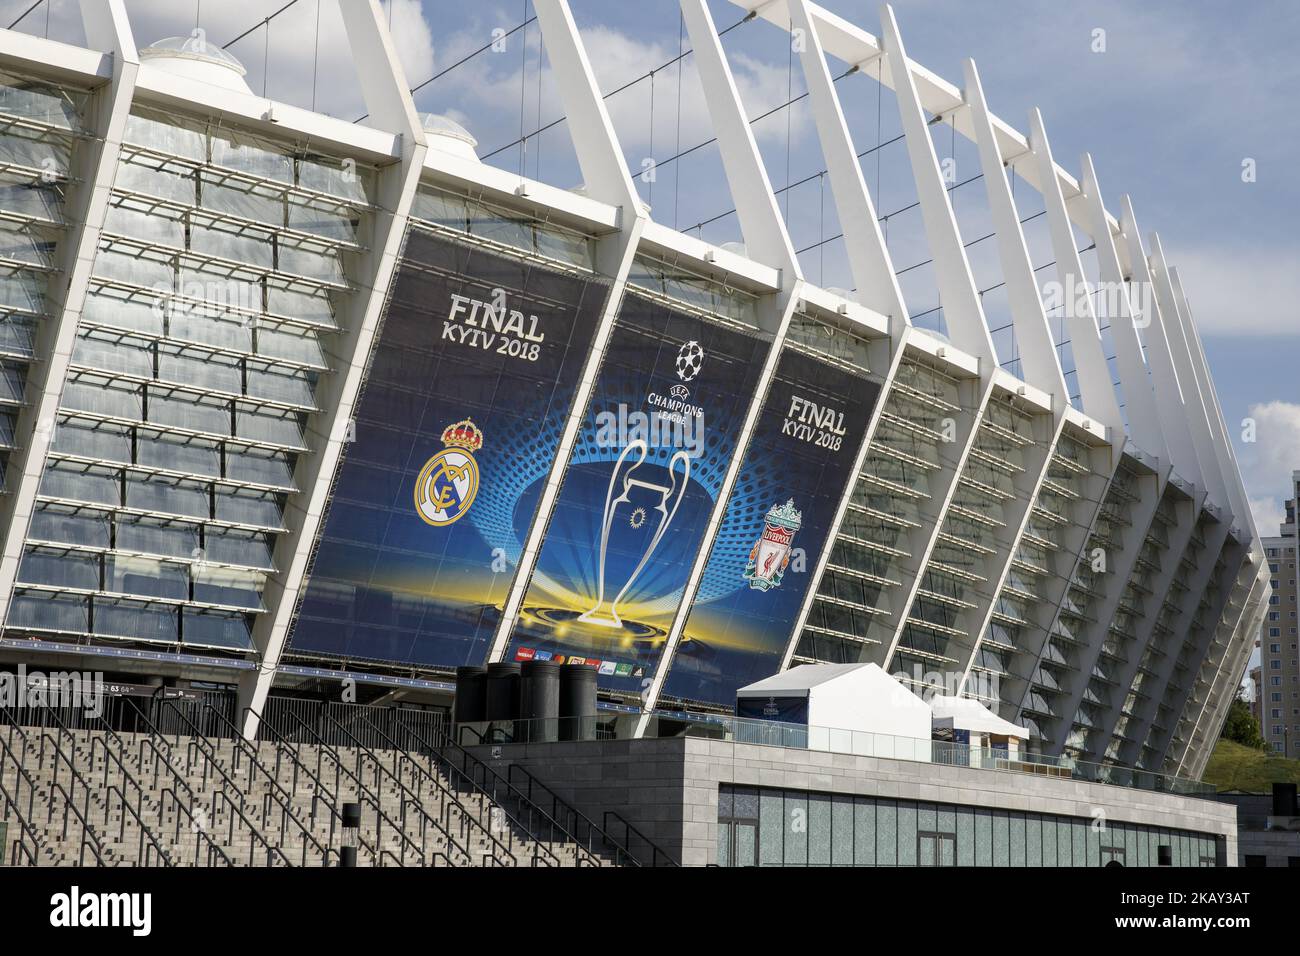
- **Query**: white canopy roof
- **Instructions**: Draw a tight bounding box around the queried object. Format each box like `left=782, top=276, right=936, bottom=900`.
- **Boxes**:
left=930, top=694, right=1030, bottom=739
left=737, top=662, right=874, bottom=698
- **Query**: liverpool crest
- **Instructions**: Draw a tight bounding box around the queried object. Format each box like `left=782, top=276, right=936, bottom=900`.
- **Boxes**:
left=744, top=499, right=801, bottom=591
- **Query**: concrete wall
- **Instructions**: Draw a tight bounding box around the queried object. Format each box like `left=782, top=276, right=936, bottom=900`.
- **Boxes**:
left=1237, top=830, right=1300, bottom=867
left=471, top=736, right=1238, bottom=867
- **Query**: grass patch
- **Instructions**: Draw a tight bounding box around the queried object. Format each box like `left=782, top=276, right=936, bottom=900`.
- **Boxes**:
left=1202, top=739, right=1300, bottom=793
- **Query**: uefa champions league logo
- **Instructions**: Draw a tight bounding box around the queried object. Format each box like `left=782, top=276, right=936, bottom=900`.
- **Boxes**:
left=675, top=340, right=704, bottom=382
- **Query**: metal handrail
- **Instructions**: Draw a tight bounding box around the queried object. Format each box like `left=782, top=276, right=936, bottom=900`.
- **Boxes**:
left=37, top=727, right=112, bottom=862
left=0, top=734, right=43, bottom=865
left=158, top=787, right=235, bottom=867
left=210, top=787, right=295, bottom=867
left=104, top=783, right=173, bottom=867
left=117, top=697, right=251, bottom=847
left=274, top=709, right=417, bottom=867
left=31, top=702, right=171, bottom=865
left=453, top=721, right=655, bottom=867
left=44, top=777, right=105, bottom=866
left=317, top=709, right=474, bottom=867
left=397, top=720, right=584, bottom=868
left=324, top=708, right=526, bottom=867
left=0, top=774, right=42, bottom=866
left=276, top=707, right=452, bottom=866
left=604, top=810, right=678, bottom=867
left=242, top=706, right=345, bottom=842
left=0, top=722, right=40, bottom=825
left=158, top=698, right=334, bottom=866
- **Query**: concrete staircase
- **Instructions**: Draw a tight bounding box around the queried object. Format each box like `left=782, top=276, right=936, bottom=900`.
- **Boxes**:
left=0, top=722, right=621, bottom=867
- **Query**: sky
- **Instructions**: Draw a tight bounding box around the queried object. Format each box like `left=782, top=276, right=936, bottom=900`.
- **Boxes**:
left=7, top=0, right=1298, bottom=527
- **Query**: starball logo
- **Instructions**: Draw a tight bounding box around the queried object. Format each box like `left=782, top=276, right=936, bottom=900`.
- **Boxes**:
left=594, top=341, right=709, bottom=458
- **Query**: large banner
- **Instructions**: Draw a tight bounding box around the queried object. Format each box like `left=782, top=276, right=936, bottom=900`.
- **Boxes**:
left=505, top=292, right=771, bottom=696
left=289, top=228, right=608, bottom=668
left=660, top=347, right=880, bottom=707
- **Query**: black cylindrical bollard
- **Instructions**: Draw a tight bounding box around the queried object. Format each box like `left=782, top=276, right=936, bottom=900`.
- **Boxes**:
left=454, top=666, right=488, bottom=725
left=1157, top=844, right=1172, bottom=866
left=486, top=662, right=521, bottom=741
left=559, top=664, right=597, bottom=741
left=520, top=660, right=561, bottom=742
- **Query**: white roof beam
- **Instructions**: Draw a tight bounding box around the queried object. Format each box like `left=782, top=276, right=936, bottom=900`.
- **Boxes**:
left=1027, top=109, right=1124, bottom=444
left=1148, top=232, right=1231, bottom=511
left=787, top=0, right=907, bottom=334
left=1078, top=154, right=1168, bottom=465
left=878, top=4, right=994, bottom=368
left=533, top=0, right=643, bottom=215
left=1118, top=195, right=1202, bottom=489
left=680, top=0, right=801, bottom=279
left=728, top=1, right=1125, bottom=246
left=963, top=59, right=1067, bottom=407
left=0, top=0, right=139, bottom=633
left=237, top=0, right=429, bottom=737
left=1169, top=264, right=1254, bottom=538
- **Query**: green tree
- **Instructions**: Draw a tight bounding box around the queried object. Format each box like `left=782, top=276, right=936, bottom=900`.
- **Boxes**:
left=1220, top=690, right=1266, bottom=750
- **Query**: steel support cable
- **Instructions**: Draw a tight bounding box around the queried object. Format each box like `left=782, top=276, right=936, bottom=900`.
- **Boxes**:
left=353, top=16, right=540, bottom=124
left=224, top=0, right=301, bottom=50
left=478, top=14, right=753, bottom=160
left=6, top=0, right=43, bottom=30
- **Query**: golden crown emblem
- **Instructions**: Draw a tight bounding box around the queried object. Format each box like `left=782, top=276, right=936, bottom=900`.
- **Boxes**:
left=441, top=418, right=484, bottom=452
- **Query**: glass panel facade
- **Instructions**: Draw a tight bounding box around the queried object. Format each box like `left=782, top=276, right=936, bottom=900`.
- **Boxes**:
left=717, top=784, right=1220, bottom=867
left=5, top=103, right=376, bottom=653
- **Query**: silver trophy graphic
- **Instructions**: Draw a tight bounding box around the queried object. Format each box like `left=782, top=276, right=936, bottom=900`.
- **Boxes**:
left=578, top=439, right=691, bottom=629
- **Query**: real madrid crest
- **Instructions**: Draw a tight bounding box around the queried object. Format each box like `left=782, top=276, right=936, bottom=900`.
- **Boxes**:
left=414, top=419, right=484, bottom=526
left=744, top=499, right=802, bottom=591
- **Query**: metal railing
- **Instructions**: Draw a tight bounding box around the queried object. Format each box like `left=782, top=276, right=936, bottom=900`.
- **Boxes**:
left=270, top=706, right=464, bottom=866
left=603, top=810, right=677, bottom=868
left=321, top=705, right=541, bottom=867
left=463, top=711, right=1217, bottom=798
left=158, top=788, right=236, bottom=867
left=317, top=708, right=482, bottom=866
left=156, top=697, right=336, bottom=866
left=452, top=721, right=674, bottom=866
left=259, top=697, right=447, bottom=752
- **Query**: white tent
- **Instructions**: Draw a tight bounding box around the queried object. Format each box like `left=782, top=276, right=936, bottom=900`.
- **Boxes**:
left=929, top=694, right=1030, bottom=740
left=737, top=662, right=932, bottom=748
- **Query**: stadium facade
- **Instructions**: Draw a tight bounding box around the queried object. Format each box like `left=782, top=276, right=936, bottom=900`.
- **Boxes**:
left=0, top=0, right=1266, bottom=785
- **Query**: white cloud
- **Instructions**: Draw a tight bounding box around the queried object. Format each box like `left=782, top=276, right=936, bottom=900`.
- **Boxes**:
left=1238, top=400, right=1300, bottom=533
left=1166, top=245, right=1300, bottom=336
left=1249, top=496, right=1285, bottom=537
left=115, top=0, right=434, bottom=120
